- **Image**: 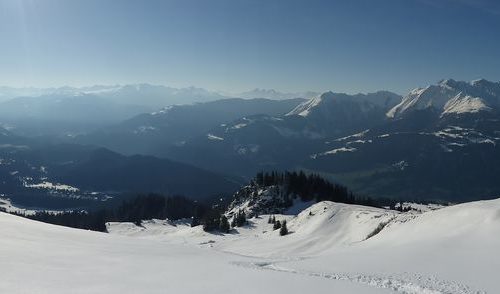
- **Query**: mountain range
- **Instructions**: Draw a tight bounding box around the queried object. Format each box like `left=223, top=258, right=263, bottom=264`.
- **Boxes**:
left=1, top=79, right=499, bottom=206
left=74, top=98, right=305, bottom=156
left=77, top=79, right=500, bottom=201
left=0, top=85, right=313, bottom=138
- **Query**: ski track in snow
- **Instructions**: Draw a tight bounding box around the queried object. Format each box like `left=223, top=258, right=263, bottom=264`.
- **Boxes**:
left=231, top=260, right=487, bottom=294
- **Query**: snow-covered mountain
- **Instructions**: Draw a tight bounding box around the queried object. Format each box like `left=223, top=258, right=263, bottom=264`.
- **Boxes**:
left=0, top=84, right=226, bottom=108
left=387, top=79, right=500, bottom=118
left=288, top=91, right=401, bottom=117
left=3, top=195, right=496, bottom=293
left=305, top=80, right=500, bottom=201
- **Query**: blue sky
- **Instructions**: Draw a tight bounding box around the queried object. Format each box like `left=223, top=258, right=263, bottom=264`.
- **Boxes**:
left=0, top=0, right=499, bottom=94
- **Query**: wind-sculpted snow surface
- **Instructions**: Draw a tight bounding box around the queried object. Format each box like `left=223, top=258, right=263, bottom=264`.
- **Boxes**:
left=232, top=260, right=486, bottom=294
left=2, top=198, right=499, bottom=293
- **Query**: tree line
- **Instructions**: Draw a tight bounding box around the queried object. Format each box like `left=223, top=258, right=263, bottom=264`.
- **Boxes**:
left=10, top=194, right=213, bottom=232
left=254, top=171, right=378, bottom=206
left=5, top=170, right=417, bottom=234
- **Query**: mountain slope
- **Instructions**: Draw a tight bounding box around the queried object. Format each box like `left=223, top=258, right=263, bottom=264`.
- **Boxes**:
left=0, top=144, right=241, bottom=210
left=53, top=148, right=240, bottom=198
left=76, top=98, right=305, bottom=156
left=0, top=93, right=152, bottom=137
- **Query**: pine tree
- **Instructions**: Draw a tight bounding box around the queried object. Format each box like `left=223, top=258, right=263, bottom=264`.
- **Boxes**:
left=202, top=210, right=220, bottom=232
left=234, top=209, right=247, bottom=227
left=273, top=220, right=281, bottom=230
left=256, top=172, right=264, bottom=186
left=280, top=220, right=288, bottom=236
left=219, top=215, right=230, bottom=233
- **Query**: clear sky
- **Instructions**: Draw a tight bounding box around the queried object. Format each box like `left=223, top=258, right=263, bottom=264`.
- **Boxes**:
left=0, top=0, right=499, bottom=94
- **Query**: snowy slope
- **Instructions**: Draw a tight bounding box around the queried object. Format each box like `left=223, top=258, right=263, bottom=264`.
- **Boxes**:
left=2, top=198, right=499, bottom=293
left=287, top=94, right=324, bottom=116
left=217, top=202, right=401, bottom=257
left=284, top=199, right=500, bottom=293
left=108, top=199, right=500, bottom=293
left=0, top=212, right=384, bottom=294
left=442, top=93, right=492, bottom=115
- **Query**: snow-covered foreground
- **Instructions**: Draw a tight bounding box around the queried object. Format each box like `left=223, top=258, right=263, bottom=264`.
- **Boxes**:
left=2, top=199, right=500, bottom=293
left=0, top=211, right=385, bottom=294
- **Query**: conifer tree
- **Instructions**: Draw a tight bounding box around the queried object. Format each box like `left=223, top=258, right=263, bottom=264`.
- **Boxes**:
left=280, top=220, right=288, bottom=236
left=219, top=215, right=230, bottom=233
left=273, top=220, right=281, bottom=230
